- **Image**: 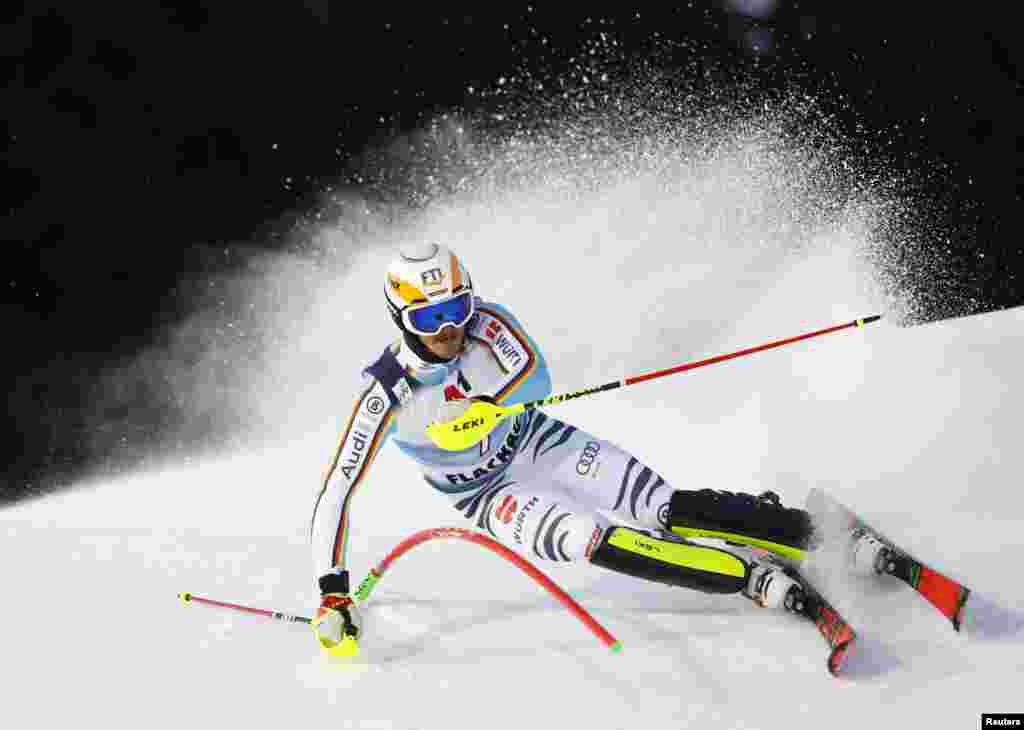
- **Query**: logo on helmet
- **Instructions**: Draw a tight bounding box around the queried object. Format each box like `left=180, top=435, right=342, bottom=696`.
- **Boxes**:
left=421, top=268, right=446, bottom=288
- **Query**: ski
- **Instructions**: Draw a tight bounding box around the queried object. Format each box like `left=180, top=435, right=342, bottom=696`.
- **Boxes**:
left=784, top=563, right=857, bottom=676
left=745, top=545, right=856, bottom=677
left=805, top=487, right=971, bottom=631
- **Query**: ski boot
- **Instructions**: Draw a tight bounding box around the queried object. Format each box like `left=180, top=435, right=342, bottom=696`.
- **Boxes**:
left=744, top=558, right=811, bottom=613
left=848, top=528, right=898, bottom=576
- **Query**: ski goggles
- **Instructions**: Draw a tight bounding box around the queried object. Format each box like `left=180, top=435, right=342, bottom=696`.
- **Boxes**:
left=402, top=291, right=475, bottom=336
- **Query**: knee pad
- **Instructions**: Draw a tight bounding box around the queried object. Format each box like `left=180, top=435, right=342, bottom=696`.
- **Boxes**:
left=667, top=489, right=813, bottom=560
left=589, top=526, right=748, bottom=594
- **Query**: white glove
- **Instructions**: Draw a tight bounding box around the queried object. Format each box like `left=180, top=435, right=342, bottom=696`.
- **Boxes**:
left=435, top=397, right=473, bottom=424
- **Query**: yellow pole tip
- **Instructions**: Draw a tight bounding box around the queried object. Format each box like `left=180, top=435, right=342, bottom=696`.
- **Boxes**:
left=179, top=592, right=192, bottom=603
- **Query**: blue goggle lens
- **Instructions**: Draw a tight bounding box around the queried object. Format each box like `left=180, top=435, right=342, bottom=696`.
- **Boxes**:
left=408, top=292, right=474, bottom=334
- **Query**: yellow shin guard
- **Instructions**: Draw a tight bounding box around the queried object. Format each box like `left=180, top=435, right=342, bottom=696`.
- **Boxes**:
left=589, top=526, right=748, bottom=594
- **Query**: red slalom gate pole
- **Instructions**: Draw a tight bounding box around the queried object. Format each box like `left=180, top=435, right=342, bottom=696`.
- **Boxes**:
left=354, top=527, right=622, bottom=652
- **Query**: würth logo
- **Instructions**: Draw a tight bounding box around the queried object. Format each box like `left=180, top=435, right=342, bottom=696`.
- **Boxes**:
left=495, top=495, right=517, bottom=524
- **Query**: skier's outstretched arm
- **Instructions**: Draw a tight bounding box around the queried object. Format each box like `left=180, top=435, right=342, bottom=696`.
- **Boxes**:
left=309, top=373, right=396, bottom=654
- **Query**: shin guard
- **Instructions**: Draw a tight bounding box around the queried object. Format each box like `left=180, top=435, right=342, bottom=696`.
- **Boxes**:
left=589, top=526, right=748, bottom=594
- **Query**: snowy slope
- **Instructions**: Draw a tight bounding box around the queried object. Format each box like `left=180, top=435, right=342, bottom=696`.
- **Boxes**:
left=5, top=146, right=1023, bottom=729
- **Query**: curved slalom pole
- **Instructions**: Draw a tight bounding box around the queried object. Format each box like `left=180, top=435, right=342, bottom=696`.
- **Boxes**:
left=354, top=527, right=622, bottom=653
left=426, top=315, right=882, bottom=451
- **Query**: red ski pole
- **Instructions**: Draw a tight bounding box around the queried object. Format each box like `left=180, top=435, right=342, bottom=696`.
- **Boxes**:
left=429, top=315, right=883, bottom=451
left=178, top=592, right=311, bottom=624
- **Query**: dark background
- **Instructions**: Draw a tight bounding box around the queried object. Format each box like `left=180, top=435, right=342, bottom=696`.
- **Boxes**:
left=4, top=2, right=1021, bottom=504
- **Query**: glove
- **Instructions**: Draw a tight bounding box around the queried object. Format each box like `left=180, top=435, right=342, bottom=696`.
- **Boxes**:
left=434, top=394, right=496, bottom=424
left=435, top=397, right=469, bottom=423
left=312, top=571, right=361, bottom=657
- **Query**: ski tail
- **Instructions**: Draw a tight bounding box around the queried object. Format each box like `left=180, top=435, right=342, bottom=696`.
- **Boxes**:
left=825, top=621, right=856, bottom=677
left=783, top=564, right=857, bottom=676
left=907, top=563, right=971, bottom=631
left=815, top=599, right=857, bottom=676
left=752, top=546, right=857, bottom=677
left=806, top=487, right=971, bottom=632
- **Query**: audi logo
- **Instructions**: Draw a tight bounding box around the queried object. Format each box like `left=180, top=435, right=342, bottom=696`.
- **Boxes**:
left=575, top=441, right=601, bottom=475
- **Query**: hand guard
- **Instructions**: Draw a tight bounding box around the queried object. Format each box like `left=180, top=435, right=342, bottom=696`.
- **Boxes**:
left=312, top=571, right=361, bottom=657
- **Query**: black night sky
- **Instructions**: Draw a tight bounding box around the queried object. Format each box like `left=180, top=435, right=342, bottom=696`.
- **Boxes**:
left=4, top=3, right=1022, bottom=504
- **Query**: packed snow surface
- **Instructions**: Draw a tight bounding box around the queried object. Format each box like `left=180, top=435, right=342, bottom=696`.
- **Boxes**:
left=5, top=116, right=1022, bottom=728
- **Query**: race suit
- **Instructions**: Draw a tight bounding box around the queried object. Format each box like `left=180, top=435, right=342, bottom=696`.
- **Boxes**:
left=310, top=299, right=675, bottom=580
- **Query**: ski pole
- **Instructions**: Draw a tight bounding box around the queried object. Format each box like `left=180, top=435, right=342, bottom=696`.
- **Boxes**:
left=427, top=315, right=882, bottom=451
left=178, top=592, right=311, bottom=624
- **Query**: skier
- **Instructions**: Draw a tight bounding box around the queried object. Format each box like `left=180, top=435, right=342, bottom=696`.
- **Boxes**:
left=309, top=243, right=816, bottom=654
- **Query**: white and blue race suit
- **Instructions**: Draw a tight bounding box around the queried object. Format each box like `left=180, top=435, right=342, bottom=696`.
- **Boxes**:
left=310, top=298, right=675, bottom=580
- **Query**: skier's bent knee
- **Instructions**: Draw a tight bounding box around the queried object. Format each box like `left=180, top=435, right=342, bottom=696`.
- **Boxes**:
left=488, top=497, right=606, bottom=562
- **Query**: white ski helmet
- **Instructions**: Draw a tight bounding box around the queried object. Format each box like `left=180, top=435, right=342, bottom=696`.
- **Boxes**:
left=384, top=242, right=475, bottom=339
